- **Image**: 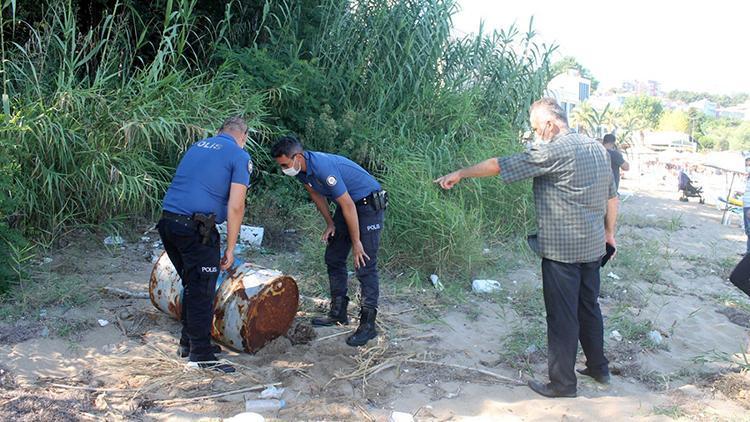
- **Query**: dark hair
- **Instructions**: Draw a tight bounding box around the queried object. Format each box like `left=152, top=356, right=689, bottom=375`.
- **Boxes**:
left=602, top=133, right=616, bottom=145
left=271, top=135, right=304, bottom=158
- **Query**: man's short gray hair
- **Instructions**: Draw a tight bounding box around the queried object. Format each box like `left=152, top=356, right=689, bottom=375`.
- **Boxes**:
left=220, top=116, right=248, bottom=134
left=530, top=97, right=568, bottom=126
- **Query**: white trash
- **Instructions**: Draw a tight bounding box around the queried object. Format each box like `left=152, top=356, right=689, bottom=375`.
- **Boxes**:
left=97, top=319, right=110, bottom=327
left=103, top=236, right=124, bottom=245
left=472, top=279, right=502, bottom=293
left=647, top=330, right=663, bottom=345
left=429, top=274, right=444, bottom=291
left=217, top=223, right=265, bottom=248
left=244, top=399, right=285, bottom=413
left=258, top=385, right=285, bottom=399
left=224, top=412, right=265, bottom=422
left=609, top=330, right=623, bottom=342
left=389, top=411, right=415, bottom=422
left=607, top=272, right=621, bottom=280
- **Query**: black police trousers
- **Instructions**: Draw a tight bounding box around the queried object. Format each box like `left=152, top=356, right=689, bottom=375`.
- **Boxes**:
left=542, top=258, right=609, bottom=390
left=325, top=203, right=384, bottom=309
left=157, top=216, right=220, bottom=361
left=730, top=253, right=750, bottom=297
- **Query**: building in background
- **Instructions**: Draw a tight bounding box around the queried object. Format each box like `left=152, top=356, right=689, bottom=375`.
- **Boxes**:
left=642, top=131, right=698, bottom=152
left=717, top=101, right=750, bottom=121
left=688, top=99, right=718, bottom=118
left=546, top=69, right=591, bottom=121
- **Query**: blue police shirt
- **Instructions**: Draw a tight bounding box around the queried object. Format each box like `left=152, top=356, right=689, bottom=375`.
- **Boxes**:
left=296, top=151, right=380, bottom=201
left=163, top=133, right=252, bottom=223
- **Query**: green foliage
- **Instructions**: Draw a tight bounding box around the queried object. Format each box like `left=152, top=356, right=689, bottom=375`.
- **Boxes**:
left=571, top=102, right=611, bottom=138
left=621, top=95, right=664, bottom=130
left=693, top=118, right=750, bottom=151
left=667, top=90, right=749, bottom=108
left=551, top=55, right=599, bottom=91
left=2, top=0, right=553, bottom=282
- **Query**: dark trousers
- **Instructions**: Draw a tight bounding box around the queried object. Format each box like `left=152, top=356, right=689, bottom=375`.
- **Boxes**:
left=158, top=217, right=220, bottom=361
left=324, top=204, right=383, bottom=309
left=542, top=258, right=609, bottom=390
left=730, top=253, right=750, bottom=297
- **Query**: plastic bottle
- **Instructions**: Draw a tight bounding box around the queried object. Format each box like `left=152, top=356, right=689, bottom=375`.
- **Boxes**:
left=244, top=399, right=286, bottom=413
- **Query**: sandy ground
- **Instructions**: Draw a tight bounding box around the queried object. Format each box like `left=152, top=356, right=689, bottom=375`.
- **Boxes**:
left=2, top=169, right=750, bottom=421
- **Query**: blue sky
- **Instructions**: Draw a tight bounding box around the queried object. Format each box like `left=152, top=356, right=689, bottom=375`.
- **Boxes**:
left=453, top=0, right=749, bottom=94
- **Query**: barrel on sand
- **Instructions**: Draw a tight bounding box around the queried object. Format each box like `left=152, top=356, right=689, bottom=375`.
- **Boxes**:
left=149, top=252, right=299, bottom=352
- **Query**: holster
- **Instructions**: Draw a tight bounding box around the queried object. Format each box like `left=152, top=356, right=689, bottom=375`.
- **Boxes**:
left=372, top=190, right=389, bottom=211
left=192, top=212, right=216, bottom=245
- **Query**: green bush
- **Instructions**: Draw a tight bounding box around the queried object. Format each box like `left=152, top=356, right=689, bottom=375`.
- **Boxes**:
left=2, top=0, right=552, bottom=283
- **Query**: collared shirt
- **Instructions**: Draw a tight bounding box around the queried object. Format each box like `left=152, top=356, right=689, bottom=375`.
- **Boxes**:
left=498, top=132, right=616, bottom=264
left=296, top=151, right=381, bottom=201
left=163, top=133, right=252, bottom=223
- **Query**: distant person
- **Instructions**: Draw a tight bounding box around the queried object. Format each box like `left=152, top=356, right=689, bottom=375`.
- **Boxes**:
left=743, top=156, right=750, bottom=254
left=730, top=254, right=750, bottom=297
left=435, top=98, right=619, bottom=398
left=602, top=134, right=629, bottom=192
left=271, top=135, right=387, bottom=347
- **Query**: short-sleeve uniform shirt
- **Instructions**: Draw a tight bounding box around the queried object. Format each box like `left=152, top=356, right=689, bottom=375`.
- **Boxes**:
left=608, top=148, right=625, bottom=190
left=163, top=133, right=252, bottom=223
left=296, top=151, right=381, bottom=201
left=498, top=133, right=616, bottom=264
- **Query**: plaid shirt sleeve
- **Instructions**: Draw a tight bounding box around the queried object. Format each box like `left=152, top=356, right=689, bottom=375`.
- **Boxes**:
left=497, top=143, right=562, bottom=183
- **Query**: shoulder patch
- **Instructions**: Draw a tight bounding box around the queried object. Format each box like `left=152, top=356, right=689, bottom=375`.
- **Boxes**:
left=326, top=176, right=337, bottom=187
left=247, top=159, right=253, bottom=175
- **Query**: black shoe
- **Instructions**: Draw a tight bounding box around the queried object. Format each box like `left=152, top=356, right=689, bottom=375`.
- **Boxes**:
left=346, top=307, right=378, bottom=347
left=576, top=367, right=610, bottom=384
left=186, top=360, right=236, bottom=373
left=178, top=343, right=222, bottom=358
left=311, top=296, right=349, bottom=326
left=528, top=380, right=576, bottom=398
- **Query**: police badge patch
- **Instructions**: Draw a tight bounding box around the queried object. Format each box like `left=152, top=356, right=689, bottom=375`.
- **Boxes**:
left=247, top=159, right=253, bottom=175
left=326, top=176, right=337, bottom=186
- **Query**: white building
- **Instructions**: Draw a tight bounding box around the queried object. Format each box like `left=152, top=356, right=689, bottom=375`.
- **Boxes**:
left=642, top=131, right=697, bottom=152
left=688, top=99, right=718, bottom=118
left=546, top=70, right=591, bottom=121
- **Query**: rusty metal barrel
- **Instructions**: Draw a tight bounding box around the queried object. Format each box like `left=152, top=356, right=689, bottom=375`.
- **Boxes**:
left=149, top=251, right=299, bottom=353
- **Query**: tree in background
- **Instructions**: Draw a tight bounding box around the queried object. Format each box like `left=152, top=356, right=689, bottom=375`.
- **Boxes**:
left=551, top=55, right=599, bottom=91
left=571, top=102, right=610, bottom=138
left=658, top=110, right=690, bottom=133
left=621, top=95, right=664, bottom=130
left=667, top=90, right=749, bottom=108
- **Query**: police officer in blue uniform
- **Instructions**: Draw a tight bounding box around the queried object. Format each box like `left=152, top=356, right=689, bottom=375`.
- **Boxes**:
left=158, top=116, right=253, bottom=372
left=271, top=135, right=387, bottom=347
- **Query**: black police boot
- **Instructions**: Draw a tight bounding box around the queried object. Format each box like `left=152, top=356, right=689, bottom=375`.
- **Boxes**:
left=346, top=307, right=378, bottom=347
left=311, top=296, right=349, bottom=326
left=178, top=339, right=222, bottom=358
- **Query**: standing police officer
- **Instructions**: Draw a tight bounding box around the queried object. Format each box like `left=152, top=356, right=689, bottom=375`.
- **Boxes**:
left=158, top=116, right=253, bottom=373
left=271, top=135, right=387, bottom=347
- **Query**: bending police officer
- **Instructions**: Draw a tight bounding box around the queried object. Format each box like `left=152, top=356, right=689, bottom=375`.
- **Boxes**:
left=271, top=135, right=387, bottom=347
left=158, top=116, right=253, bottom=373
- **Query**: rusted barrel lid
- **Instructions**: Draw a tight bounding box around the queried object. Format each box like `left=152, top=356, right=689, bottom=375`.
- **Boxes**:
left=213, top=273, right=299, bottom=352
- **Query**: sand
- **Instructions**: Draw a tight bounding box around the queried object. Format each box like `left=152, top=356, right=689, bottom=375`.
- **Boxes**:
left=2, top=167, right=750, bottom=421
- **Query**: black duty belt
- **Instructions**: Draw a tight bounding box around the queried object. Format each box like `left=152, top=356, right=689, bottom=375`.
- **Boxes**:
left=162, top=210, right=194, bottom=225
left=355, top=190, right=389, bottom=210
left=161, top=210, right=217, bottom=245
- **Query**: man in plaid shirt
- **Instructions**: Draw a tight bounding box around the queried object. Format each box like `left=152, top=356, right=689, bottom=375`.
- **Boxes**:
left=435, top=98, right=619, bottom=398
